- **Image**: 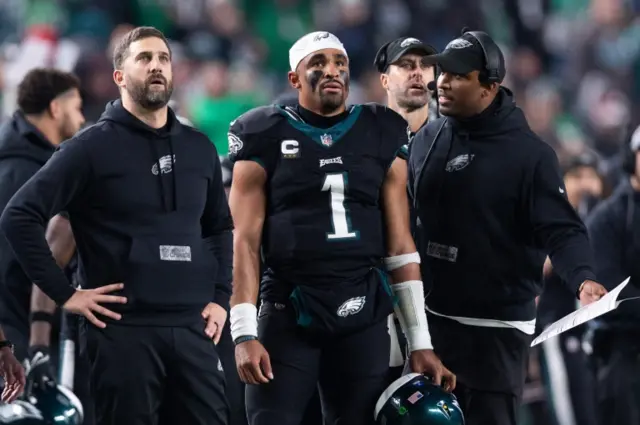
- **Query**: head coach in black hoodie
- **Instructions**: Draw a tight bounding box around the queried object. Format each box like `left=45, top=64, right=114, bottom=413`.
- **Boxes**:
left=0, top=26, right=232, bottom=425
left=0, top=68, right=84, bottom=363
left=407, top=30, right=608, bottom=425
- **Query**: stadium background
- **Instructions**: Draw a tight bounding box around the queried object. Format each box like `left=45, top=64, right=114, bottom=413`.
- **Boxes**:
left=0, top=0, right=638, bottom=424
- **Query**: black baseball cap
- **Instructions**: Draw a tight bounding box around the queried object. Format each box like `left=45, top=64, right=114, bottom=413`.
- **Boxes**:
left=423, top=32, right=505, bottom=81
left=374, top=37, right=437, bottom=73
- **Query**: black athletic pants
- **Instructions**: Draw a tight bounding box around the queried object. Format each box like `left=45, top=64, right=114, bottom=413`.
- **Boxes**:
left=429, top=314, right=532, bottom=425
left=246, top=301, right=390, bottom=425
left=83, top=322, right=229, bottom=425
left=217, top=316, right=324, bottom=425
left=592, top=331, right=640, bottom=425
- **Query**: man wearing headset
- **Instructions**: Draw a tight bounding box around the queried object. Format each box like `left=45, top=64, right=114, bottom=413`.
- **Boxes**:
left=374, top=37, right=439, bottom=137
left=407, top=30, right=608, bottom=425
left=585, top=126, right=640, bottom=425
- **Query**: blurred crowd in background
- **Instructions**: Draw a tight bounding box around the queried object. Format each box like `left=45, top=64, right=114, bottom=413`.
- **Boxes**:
left=0, top=0, right=639, bottom=424
left=1, top=0, right=640, bottom=168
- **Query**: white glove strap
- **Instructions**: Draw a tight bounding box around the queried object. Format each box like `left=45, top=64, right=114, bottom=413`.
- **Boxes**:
left=384, top=252, right=421, bottom=271
left=391, top=280, right=433, bottom=351
left=230, top=303, right=258, bottom=340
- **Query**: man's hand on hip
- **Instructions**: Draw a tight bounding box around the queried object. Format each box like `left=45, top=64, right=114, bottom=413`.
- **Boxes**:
left=202, top=303, right=227, bottom=344
left=62, top=283, right=127, bottom=328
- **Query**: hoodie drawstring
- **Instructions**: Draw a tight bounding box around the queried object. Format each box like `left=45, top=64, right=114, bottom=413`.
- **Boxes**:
left=168, top=139, right=177, bottom=211
left=148, top=136, right=178, bottom=213
left=148, top=139, right=169, bottom=212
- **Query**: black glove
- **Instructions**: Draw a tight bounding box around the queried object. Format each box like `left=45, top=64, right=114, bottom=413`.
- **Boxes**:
left=25, top=345, right=56, bottom=390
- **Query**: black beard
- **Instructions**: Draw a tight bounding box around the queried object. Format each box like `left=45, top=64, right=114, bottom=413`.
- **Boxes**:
left=127, top=78, right=173, bottom=111
left=308, top=70, right=350, bottom=114
left=318, top=92, right=344, bottom=114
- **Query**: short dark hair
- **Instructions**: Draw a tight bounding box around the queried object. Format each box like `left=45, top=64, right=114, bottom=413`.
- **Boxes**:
left=17, top=68, right=81, bottom=115
left=112, top=26, right=172, bottom=69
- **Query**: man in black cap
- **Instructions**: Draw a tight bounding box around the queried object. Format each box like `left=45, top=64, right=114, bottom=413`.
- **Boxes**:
left=407, top=30, right=607, bottom=425
left=374, top=37, right=439, bottom=137
left=373, top=37, right=439, bottom=383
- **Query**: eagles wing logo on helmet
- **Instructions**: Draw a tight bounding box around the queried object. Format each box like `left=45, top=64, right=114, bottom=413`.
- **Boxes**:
left=337, top=296, right=366, bottom=317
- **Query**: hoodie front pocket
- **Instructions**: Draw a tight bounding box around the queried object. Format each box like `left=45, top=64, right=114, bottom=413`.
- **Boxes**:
left=125, top=234, right=218, bottom=308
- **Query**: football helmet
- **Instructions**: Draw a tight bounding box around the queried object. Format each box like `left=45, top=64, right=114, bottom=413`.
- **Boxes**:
left=0, top=383, right=83, bottom=425
left=375, top=373, right=464, bottom=425
left=0, top=352, right=83, bottom=424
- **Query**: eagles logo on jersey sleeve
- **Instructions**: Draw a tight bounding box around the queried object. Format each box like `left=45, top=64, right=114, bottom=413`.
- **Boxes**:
left=227, top=105, right=284, bottom=169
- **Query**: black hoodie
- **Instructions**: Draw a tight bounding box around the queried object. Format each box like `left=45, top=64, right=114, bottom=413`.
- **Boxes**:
left=408, top=88, right=596, bottom=323
left=0, top=100, right=233, bottom=326
left=0, top=112, right=58, bottom=331
left=585, top=180, right=640, bottom=329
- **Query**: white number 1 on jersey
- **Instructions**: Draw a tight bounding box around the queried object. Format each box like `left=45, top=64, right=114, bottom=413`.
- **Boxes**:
left=321, top=173, right=359, bottom=240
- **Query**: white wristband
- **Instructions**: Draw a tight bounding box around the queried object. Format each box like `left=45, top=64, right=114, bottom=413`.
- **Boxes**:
left=391, top=280, right=433, bottom=351
left=230, top=303, right=258, bottom=340
left=384, top=252, right=421, bottom=271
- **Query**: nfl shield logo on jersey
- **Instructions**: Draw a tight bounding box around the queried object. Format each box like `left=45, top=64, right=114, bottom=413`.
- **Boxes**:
left=321, top=133, right=333, bottom=147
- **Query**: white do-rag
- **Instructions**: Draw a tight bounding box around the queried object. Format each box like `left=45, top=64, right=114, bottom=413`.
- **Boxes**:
left=289, top=31, right=348, bottom=72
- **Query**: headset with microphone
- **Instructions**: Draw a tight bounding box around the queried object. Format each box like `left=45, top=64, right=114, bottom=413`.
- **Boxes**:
left=373, top=38, right=438, bottom=83
left=425, top=29, right=504, bottom=91
left=461, top=30, right=505, bottom=84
